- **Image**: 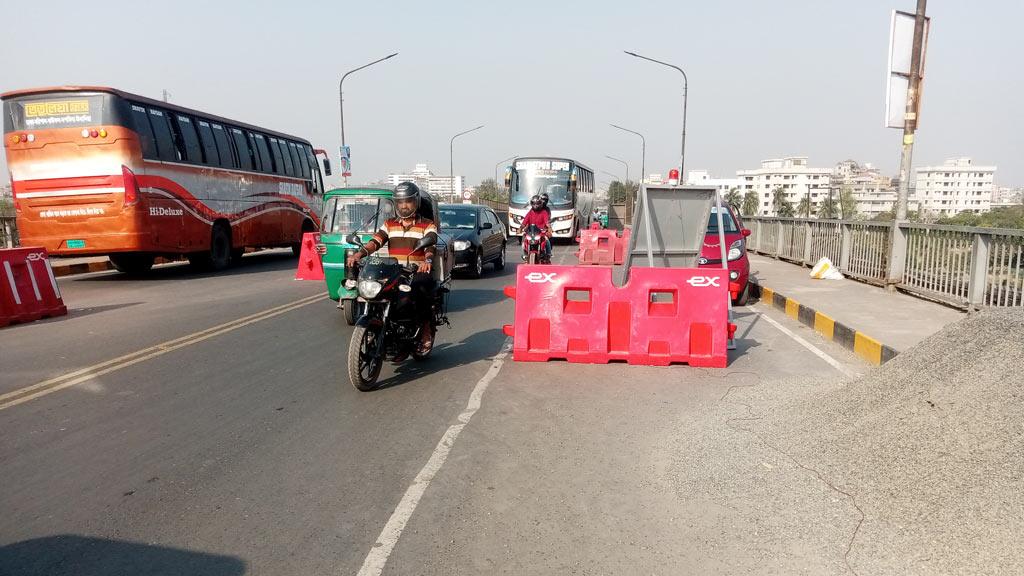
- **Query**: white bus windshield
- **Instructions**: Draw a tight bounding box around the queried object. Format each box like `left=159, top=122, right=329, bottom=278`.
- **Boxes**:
left=511, top=160, right=573, bottom=207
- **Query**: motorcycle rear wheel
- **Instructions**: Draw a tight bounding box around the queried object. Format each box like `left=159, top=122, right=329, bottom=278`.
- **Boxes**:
left=348, top=325, right=384, bottom=391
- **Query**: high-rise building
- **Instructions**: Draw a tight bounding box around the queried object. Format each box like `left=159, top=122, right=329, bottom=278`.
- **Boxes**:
left=913, top=158, right=995, bottom=217
left=685, top=170, right=745, bottom=196
left=736, top=157, right=832, bottom=216
left=385, top=163, right=466, bottom=202
left=832, top=160, right=904, bottom=218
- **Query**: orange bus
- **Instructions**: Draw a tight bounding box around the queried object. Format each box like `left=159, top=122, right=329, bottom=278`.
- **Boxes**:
left=2, top=86, right=329, bottom=273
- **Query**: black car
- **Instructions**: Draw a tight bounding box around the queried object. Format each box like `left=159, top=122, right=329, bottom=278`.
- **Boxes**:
left=439, top=204, right=506, bottom=278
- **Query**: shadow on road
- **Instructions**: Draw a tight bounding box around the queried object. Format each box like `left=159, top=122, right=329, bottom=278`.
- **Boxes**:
left=0, top=534, right=246, bottom=576
left=74, top=251, right=298, bottom=283
left=447, top=288, right=510, bottom=313
left=373, top=327, right=507, bottom=391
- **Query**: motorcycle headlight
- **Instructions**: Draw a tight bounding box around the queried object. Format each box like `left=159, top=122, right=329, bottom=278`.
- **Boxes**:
left=728, top=239, right=745, bottom=261
left=453, top=240, right=471, bottom=251
left=358, top=280, right=382, bottom=299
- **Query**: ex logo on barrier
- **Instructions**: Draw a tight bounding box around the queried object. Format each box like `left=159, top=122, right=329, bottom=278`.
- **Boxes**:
left=25, top=252, right=47, bottom=262
left=524, top=272, right=557, bottom=284
left=686, top=276, right=721, bottom=287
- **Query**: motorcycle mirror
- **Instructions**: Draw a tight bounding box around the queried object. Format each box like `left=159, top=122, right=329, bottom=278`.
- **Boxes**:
left=346, top=233, right=364, bottom=247
left=412, top=232, right=438, bottom=253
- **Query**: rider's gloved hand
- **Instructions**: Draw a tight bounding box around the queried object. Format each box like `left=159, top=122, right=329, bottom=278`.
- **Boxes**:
left=419, top=259, right=433, bottom=274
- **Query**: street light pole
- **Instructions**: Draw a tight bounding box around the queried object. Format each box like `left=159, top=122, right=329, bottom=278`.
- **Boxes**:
left=494, top=154, right=517, bottom=190
left=605, top=156, right=629, bottom=185
left=610, top=124, right=646, bottom=225
left=339, top=52, right=398, bottom=186
left=450, top=125, right=485, bottom=203
left=624, top=51, right=688, bottom=179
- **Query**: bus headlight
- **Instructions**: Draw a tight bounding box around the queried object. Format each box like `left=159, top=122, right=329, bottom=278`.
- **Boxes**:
left=358, top=280, right=382, bottom=299
left=554, top=214, right=574, bottom=222
left=728, top=239, right=745, bottom=261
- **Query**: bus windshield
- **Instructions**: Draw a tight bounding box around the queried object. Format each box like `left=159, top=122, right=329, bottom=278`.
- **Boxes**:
left=511, top=160, right=573, bottom=207
left=322, top=197, right=394, bottom=235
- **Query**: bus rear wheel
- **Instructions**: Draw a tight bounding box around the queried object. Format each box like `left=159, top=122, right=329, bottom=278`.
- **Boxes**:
left=109, top=253, right=154, bottom=275
left=189, top=224, right=232, bottom=271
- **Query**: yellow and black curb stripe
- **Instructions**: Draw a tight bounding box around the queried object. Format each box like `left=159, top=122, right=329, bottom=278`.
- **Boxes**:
left=753, top=283, right=898, bottom=366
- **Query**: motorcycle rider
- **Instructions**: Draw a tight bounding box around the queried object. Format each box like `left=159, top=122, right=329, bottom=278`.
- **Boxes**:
left=520, top=194, right=552, bottom=262
left=347, top=181, right=438, bottom=355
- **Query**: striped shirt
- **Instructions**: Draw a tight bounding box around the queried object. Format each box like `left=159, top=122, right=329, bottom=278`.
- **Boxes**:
left=365, top=216, right=438, bottom=265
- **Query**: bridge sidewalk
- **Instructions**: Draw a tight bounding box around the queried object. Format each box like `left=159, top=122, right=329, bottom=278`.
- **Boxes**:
left=747, top=254, right=965, bottom=364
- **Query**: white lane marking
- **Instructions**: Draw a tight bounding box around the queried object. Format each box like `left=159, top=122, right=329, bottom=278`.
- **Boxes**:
left=755, top=309, right=861, bottom=378
left=356, top=338, right=512, bottom=576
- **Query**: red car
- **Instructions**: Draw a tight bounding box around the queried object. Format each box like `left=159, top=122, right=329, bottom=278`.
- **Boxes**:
left=698, top=204, right=751, bottom=305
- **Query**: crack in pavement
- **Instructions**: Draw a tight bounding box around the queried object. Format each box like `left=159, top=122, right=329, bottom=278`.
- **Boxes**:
left=709, top=370, right=866, bottom=576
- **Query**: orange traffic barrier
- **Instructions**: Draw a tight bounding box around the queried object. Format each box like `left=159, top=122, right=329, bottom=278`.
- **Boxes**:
left=1, top=247, right=68, bottom=328
left=294, top=232, right=324, bottom=281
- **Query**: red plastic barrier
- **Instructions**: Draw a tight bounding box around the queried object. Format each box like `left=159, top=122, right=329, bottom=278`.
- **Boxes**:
left=614, top=228, right=631, bottom=265
left=1, top=247, right=68, bottom=328
left=575, top=229, right=619, bottom=265
left=294, top=232, right=324, bottom=281
left=502, top=265, right=733, bottom=367
left=589, top=222, right=601, bottom=230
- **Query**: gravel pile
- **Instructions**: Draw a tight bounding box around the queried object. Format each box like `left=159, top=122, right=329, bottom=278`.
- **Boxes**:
left=751, top=308, right=1024, bottom=575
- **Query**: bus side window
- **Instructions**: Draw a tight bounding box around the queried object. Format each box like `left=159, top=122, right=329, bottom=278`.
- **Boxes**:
left=197, top=121, right=220, bottom=166
left=288, top=142, right=307, bottom=180
left=304, top=145, right=323, bottom=195
left=148, top=109, right=179, bottom=162
left=210, top=124, right=236, bottom=169
left=175, top=115, right=203, bottom=164
left=130, top=104, right=159, bottom=160
left=245, top=132, right=262, bottom=172
left=268, top=138, right=285, bottom=175
left=231, top=128, right=254, bottom=171
left=254, top=134, right=273, bottom=173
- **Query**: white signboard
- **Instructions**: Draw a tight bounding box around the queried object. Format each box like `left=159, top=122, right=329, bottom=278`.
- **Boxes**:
left=885, top=10, right=930, bottom=129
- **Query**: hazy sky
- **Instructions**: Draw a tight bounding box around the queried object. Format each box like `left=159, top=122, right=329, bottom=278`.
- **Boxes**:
left=2, top=0, right=1021, bottom=189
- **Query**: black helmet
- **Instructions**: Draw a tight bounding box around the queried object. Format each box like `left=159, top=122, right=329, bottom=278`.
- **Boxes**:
left=530, top=195, right=543, bottom=210
left=539, top=192, right=549, bottom=206
left=394, top=181, right=421, bottom=218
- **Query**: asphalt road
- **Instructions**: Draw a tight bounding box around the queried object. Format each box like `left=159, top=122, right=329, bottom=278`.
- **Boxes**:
left=0, top=245, right=868, bottom=575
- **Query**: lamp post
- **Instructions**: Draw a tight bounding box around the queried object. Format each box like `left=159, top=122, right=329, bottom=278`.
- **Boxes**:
left=604, top=156, right=629, bottom=184
left=450, top=125, right=485, bottom=203
left=339, top=52, right=398, bottom=186
left=610, top=124, right=645, bottom=224
left=494, top=154, right=517, bottom=190
left=624, top=51, right=687, bottom=179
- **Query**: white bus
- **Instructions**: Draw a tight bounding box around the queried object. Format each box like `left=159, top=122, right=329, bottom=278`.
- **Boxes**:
left=503, top=156, right=594, bottom=239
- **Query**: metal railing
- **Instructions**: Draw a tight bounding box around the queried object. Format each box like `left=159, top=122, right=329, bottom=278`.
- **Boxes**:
left=1, top=216, right=17, bottom=248
left=745, top=216, right=1024, bottom=309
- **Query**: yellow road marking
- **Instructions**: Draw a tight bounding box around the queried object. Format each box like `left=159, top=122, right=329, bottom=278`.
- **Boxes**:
left=814, top=312, right=835, bottom=340
left=854, top=332, right=884, bottom=365
left=785, top=298, right=800, bottom=320
left=0, top=292, right=326, bottom=411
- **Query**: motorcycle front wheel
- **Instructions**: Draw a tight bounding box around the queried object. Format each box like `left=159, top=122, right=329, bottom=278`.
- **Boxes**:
left=528, top=252, right=537, bottom=265
left=348, top=324, right=384, bottom=391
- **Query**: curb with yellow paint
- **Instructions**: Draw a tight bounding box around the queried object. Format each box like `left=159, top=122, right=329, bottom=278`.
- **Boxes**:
left=751, top=282, right=898, bottom=365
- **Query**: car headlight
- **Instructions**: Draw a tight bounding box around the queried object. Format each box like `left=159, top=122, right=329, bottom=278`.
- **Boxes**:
left=728, top=239, right=745, bottom=261
left=358, top=280, right=382, bottom=299
left=453, top=240, right=471, bottom=251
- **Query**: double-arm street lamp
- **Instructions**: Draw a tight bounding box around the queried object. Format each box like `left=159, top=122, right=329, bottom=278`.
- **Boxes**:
left=624, top=50, right=687, bottom=180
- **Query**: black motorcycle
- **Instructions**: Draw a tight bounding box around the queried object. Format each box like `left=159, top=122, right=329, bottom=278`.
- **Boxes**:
left=343, top=233, right=450, bottom=391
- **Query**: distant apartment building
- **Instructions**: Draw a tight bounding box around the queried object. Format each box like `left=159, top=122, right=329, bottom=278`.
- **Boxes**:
left=386, top=163, right=465, bottom=202
left=832, top=160, right=906, bottom=218
left=736, top=157, right=832, bottom=216
left=991, top=185, right=1023, bottom=208
left=685, top=170, right=745, bottom=196
left=914, top=157, right=995, bottom=217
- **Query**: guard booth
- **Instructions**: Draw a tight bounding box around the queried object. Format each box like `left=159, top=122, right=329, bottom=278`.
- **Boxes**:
left=624, top=185, right=722, bottom=271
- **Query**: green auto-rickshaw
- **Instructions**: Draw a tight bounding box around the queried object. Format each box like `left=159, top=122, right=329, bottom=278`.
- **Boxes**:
left=319, top=188, right=396, bottom=324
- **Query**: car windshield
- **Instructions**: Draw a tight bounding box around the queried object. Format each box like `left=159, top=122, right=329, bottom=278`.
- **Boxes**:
left=440, top=209, right=477, bottom=230
left=706, top=207, right=739, bottom=234
left=321, top=197, right=395, bottom=235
